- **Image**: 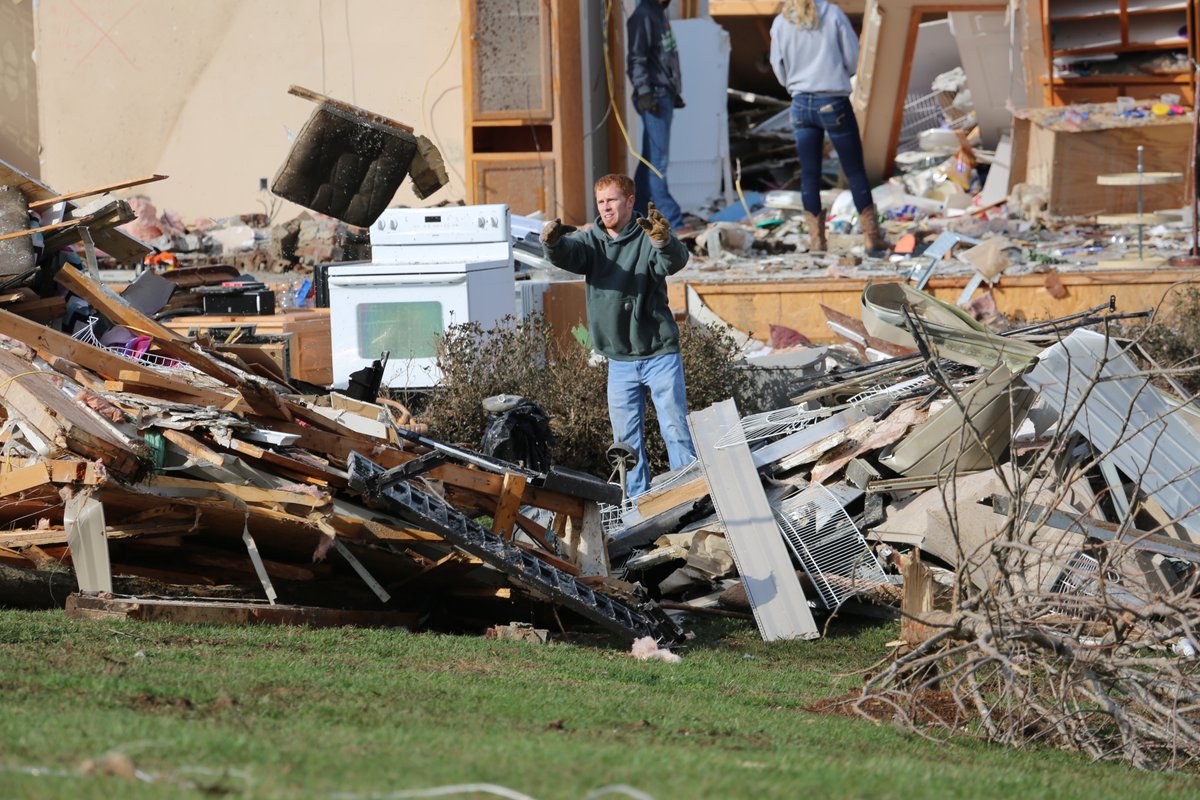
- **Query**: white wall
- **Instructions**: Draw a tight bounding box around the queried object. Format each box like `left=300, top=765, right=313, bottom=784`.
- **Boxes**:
left=33, top=0, right=466, bottom=223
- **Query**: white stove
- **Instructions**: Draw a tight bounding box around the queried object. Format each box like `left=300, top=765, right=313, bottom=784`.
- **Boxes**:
left=327, top=204, right=515, bottom=389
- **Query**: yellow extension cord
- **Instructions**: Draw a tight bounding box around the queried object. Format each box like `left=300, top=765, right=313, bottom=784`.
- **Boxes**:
left=603, top=0, right=663, bottom=180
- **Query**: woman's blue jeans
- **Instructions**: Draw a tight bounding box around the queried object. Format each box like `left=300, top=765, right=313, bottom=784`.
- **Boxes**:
left=790, top=93, right=873, bottom=216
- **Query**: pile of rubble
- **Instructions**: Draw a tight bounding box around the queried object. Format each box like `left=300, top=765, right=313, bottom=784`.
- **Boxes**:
left=602, top=279, right=1200, bottom=770
left=0, top=255, right=682, bottom=643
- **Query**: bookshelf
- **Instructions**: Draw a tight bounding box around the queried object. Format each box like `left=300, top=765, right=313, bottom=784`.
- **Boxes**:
left=1042, top=0, right=1196, bottom=105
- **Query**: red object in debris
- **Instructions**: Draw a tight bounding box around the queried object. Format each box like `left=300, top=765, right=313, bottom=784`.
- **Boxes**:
left=893, top=233, right=918, bottom=254
left=769, top=324, right=812, bottom=349
left=142, top=252, right=179, bottom=272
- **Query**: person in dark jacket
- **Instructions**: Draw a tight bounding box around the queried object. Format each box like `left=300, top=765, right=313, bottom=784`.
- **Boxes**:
left=540, top=174, right=696, bottom=498
left=627, top=0, right=685, bottom=232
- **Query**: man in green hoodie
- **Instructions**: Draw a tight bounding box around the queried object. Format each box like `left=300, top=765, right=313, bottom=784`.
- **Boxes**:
left=540, top=173, right=695, bottom=499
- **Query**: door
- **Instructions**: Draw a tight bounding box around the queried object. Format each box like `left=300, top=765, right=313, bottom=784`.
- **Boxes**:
left=327, top=271, right=471, bottom=389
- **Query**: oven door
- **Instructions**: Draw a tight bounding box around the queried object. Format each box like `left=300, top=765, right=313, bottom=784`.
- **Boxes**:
left=327, top=271, right=469, bottom=389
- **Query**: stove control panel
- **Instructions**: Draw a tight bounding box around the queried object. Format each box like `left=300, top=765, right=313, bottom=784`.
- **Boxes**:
left=370, top=204, right=510, bottom=247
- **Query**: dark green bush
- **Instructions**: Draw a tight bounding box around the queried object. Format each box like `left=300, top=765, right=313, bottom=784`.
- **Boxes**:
left=423, top=315, right=754, bottom=477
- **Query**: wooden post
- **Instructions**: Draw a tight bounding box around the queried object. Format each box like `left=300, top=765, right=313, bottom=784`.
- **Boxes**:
left=561, top=501, right=610, bottom=577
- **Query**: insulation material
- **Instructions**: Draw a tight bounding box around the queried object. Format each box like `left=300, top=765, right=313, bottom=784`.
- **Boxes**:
left=0, top=185, right=35, bottom=277
left=271, top=105, right=418, bottom=228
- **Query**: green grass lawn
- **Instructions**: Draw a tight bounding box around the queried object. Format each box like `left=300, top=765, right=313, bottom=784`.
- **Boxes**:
left=0, top=608, right=1196, bottom=799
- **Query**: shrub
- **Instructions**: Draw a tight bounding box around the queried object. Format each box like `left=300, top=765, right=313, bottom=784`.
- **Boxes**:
left=423, top=315, right=753, bottom=477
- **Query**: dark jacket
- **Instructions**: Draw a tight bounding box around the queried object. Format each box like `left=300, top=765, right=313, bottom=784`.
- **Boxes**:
left=626, top=0, right=683, bottom=106
left=543, top=215, right=689, bottom=361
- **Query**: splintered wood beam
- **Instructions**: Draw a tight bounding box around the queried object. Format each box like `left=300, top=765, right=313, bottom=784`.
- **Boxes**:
left=139, top=475, right=330, bottom=509
left=160, top=429, right=227, bottom=467
left=29, top=174, right=168, bottom=210
left=0, top=459, right=104, bottom=498
left=491, top=472, right=527, bottom=539
left=0, top=349, right=145, bottom=480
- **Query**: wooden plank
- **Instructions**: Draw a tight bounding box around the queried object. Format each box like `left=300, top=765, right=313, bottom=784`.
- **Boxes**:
left=0, top=307, right=240, bottom=407
left=288, top=85, right=414, bottom=133
left=66, top=593, right=418, bottom=629
left=5, top=296, right=67, bottom=324
left=0, top=200, right=128, bottom=242
left=0, top=459, right=102, bottom=498
left=183, top=547, right=320, bottom=582
left=54, top=265, right=243, bottom=386
left=29, top=174, right=168, bottom=210
left=0, top=157, right=152, bottom=264
left=115, top=370, right=245, bottom=410
left=139, top=475, right=331, bottom=509
left=491, top=472, right=527, bottom=538
left=637, top=476, right=711, bottom=519
left=160, top=429, right=226, bottom=467
left=688, top=400, right=819, bottom=641
left=0, top=349, right=145, bottom=479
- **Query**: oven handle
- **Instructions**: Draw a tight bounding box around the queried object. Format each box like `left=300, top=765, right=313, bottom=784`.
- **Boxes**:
left=327, top=274, right=468, bottom=287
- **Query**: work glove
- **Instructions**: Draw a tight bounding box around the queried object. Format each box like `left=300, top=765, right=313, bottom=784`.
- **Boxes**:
left=540, top=218, right=576, bottom=248
left=635, top=93, right=659, bottom=114
left=636, top=202, right=671, bottom=249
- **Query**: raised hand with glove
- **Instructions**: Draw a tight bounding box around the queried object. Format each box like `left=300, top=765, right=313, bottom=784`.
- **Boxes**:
left=635, top=202, right=671, bottom=249
left=540, top=218, right=577, bottom=248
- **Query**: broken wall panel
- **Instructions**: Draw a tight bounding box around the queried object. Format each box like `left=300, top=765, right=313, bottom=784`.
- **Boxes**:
left=688, top=399, right=819, bottom=641
left=1026, top=329, right=1200, bottom=541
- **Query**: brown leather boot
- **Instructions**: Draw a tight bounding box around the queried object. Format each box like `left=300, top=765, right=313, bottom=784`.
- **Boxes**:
left=859, top=205, right=890, bottom=254
left=802, top=209, right=827, bottom=253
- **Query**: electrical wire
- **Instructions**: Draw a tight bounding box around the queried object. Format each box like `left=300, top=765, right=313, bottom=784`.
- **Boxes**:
left=603, top=0, right=662, bottom=179
left=343, top=0, right=357, bottom=104
left=420, top=16, right=462, bottom=135
left=419, top=15, right=466, bottom=189
left=317, top=0, right=327, bottom=93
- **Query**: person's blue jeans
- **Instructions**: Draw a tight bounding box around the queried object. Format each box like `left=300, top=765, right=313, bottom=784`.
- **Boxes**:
left=608, top=352, right=696, bottom=499
left=790, top=93, right=873, bottom=216
left=634, top=87, right=685, bottom=230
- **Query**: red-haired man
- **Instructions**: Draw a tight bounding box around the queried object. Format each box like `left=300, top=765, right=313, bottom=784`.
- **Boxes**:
left=540, top=174, right=695, bottom=498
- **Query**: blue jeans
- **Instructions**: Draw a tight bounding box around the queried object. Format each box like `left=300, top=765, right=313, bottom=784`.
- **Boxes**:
left=608, top=352, right=696, bottom=498
left=790, top=93, right=873, bottom=216
left=634, top=87, right=685, bottom=230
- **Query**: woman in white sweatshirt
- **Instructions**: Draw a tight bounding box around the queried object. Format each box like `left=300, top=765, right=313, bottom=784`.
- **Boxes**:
left=770, top=0, right=888, bottom=254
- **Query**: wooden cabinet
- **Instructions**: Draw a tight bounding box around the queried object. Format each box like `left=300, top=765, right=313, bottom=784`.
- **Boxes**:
left=1041, top=0, right=1197, bottom=106
left=462, top=0, right=587, bottom=223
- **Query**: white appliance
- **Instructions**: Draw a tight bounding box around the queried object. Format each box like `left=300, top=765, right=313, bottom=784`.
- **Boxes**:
left=328, top=204, right=515, bottom=389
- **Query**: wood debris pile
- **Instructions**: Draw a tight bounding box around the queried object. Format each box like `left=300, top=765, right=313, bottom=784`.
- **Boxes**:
left=0, top=165, right=681, bottom=644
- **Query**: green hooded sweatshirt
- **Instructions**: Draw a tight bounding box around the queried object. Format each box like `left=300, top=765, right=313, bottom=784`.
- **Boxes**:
left=543, top=214, right=689, bottom=361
